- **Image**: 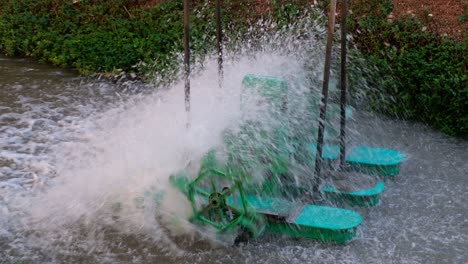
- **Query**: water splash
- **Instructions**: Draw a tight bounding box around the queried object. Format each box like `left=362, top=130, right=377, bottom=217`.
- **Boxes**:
left=0, top=12, right=377, bottom=260
left=1, top=8, right=466, bottom=264
left=1, top=40, right=329, bottom=259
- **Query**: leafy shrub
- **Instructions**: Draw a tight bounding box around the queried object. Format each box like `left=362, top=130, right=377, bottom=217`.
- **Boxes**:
left=0, top=0, right=184, bottom=75
left=0, top=0, right=311, bottom=76
left=1, top=0, right=466, bottom=138
left=348, top=0, right=467, bottom=139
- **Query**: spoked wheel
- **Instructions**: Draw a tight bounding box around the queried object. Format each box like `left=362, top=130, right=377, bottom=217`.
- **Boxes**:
left=190, top=182, right=244, bottom=232
left=186, top=151, right=265, bottom=242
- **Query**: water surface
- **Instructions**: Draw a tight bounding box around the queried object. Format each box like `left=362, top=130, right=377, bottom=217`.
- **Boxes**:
left=0, top=55, right=467, bottom=264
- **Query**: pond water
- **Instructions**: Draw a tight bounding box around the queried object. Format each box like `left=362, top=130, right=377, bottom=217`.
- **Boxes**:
left=0, top=55, right=467, bottom=264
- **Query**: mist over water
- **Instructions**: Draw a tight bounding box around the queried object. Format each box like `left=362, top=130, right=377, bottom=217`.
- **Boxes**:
left=1, top=44, right=322, bottom=261
left=1, top=14, right=467, bottom=264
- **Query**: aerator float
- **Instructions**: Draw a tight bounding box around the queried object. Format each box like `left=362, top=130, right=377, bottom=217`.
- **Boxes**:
left=170, top=151, right=362, bottom=244
left=170, top=0, right=405, bottom=244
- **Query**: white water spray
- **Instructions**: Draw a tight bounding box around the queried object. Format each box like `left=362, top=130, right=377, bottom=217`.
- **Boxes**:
left=4, top=50, right=317, bottom=255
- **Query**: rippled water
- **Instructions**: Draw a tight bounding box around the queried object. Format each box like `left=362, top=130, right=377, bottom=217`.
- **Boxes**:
left=0, top=53, right=467, bottom=264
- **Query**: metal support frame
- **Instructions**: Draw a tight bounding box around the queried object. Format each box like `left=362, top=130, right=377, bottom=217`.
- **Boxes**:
left=182, top=0, right=350, bottom=193
left=216, top=0, right=224, bottom=88
left=314, top=0, right=338, bottom=189
left=339, top=0, right=348, bottom=169
left=184, top=0, right=191, bottom=114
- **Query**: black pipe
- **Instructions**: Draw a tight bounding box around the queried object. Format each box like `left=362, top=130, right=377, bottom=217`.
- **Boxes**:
left=215, top=0, right=223, bottom=89
left=314, top=0, right=337, bottom=190
left=184, top=0, right=191, bottom=113
left=339, top=0, right=348, bottom=169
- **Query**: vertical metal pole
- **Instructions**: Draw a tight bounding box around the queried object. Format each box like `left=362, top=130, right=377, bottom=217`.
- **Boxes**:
left=215, top=0, right=224, bottom=89
left=339, top=0, right=348, bottom=169
left=184, top=0, right=191, bottom=114
left=314, top=0, right=337, bottom=189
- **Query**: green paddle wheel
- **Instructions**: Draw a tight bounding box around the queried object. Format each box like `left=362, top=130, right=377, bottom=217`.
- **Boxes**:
left=170, top=75, right=365, bottom=244
left=170, top=74, right=293, bottom=240
left=234, top=75, right=293, bottom=196
left=170, top=151, right=266, bottom=241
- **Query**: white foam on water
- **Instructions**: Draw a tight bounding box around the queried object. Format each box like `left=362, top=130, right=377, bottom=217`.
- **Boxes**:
left=3, top=10, right=466, bottom=263
left=2, top=51, right=314, bottom=258
left=0, top=15, right=330, bottom=259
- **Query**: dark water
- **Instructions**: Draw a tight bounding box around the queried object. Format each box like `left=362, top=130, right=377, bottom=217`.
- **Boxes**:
left=0, top=55, right=467, bottom=264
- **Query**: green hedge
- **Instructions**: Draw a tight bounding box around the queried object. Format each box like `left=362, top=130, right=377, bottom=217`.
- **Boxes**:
left=1, top=0, right=466, bottom=138
left=0, top=0, right=185, bottom=75
left=0, top=0, right=309, bottom=76
left=348, top=0, right=467, bottom=139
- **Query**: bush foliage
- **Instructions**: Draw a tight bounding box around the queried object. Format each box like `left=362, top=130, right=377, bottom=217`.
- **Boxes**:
left=0, top=0, right=184, bottom=74
left=0, top=0, right=311, bottom=75
left=0, top=0, right=466, bottom=138
left=348, top=0, right=467, bottom=139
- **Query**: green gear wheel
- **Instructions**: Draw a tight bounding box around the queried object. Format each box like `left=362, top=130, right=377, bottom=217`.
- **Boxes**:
left=170, top=151, right=265, bottom=241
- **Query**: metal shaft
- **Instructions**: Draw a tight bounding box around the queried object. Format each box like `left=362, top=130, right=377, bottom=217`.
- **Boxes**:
left=314, top=0, right=338, bottom=186
left=339, top=0, right=348, bottom=169
left=184, top=0, right=191, bottom=113
left=215, top=0, right=223, bottom=89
